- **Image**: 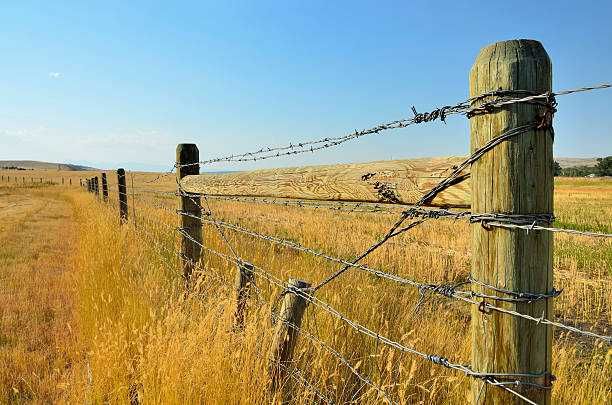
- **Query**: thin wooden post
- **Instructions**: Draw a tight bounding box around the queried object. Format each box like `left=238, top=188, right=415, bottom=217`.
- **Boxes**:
left=69, top=178, right=72, bottom=185
left=93, top=177, right=99, bottom=197
left=233, top=262, right=255, bottom=330
left=470, top=39, right=553, bottom=404
left=101, top=173, right=109, bottom=201
left=176, top=144, right=202, bottom=284
left=117, top=169, right=128, bottom=223
left=86, top=179, right=91, bottom=192
left=269, top=279, right=311, bottom=390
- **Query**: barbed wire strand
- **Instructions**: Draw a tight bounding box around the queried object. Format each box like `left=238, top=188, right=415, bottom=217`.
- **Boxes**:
left=176, top=230, right=552, bottom=404
left=173, top=84, right=609, bottom=169
left=176, top=210, right=610, bottom=344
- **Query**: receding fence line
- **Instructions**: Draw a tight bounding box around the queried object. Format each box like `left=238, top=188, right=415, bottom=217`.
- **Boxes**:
left=81, top=39, right=612, bottom=404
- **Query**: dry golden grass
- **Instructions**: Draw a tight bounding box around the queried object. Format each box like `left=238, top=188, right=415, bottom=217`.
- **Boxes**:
left=0, top=171, right=610, bottom=404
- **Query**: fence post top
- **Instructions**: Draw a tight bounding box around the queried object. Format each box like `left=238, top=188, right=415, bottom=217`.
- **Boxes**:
left=117, top=168, right=125, bottom=175
left=176, top=143, right=199, bottom=155
left=474, top=39, right=550, bottom=64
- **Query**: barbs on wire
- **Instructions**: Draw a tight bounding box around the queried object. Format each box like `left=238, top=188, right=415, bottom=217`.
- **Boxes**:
left=173, top=84, right=610, bottom=169
left=177, top=230, right=552, bottom=403
left=176, top=209, right=610, bottom=343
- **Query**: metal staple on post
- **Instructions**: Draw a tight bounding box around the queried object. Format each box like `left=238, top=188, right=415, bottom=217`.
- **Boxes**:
left=117, top=169, right=128, bottom=223
left=269, top=278, right=311, bottom=392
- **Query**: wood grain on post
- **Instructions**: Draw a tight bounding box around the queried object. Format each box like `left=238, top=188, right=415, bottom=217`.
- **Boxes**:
left=101, top=173, right=109, bottom=201
left=176, top=144, right=202, bottom=283
left=180, top=157, right=470, bottom=207
left=117, top=169, right=129, bottom=223
left=269, top=279, right=311, bottom=390
left=233, top=262, right=255, bottom=330
left=470, top=39, right=553, bottom=404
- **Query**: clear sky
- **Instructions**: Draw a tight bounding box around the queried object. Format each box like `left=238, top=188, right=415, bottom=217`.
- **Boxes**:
left=1, top=1, right=611, bottom=171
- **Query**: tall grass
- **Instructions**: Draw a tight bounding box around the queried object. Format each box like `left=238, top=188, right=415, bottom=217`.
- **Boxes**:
left=63, top=177, right=611, bottom=404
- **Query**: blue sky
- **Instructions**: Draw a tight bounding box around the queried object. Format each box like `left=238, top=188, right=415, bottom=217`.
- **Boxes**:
left=1, top=1, right=610, bottom=171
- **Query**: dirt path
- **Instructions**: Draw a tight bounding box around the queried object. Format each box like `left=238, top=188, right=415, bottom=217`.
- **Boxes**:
left=0, top=187, right=77, bottom=402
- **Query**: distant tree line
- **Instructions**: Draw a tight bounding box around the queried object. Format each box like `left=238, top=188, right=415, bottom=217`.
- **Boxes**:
left=554, top=156, right=612, bottom=177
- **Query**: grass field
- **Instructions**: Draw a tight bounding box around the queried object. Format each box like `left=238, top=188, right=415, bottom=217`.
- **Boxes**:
left=0, top=170, right=610, bottom=404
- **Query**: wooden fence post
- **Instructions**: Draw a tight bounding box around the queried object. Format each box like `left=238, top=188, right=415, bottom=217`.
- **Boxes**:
left=101, top=173, right=109, bottom=201
left=93, top=177, right=99, bottom=197
left=269, top=279, right=311, bottom=391
left=176, top=144, right=202, bottom=284
left=470, top=39, right=553, bottom=404
left=86, top=179, right=91, bottom=192
left=117, top=169, right=128, bottom=223
left=233, top=261, right=255, bottom=330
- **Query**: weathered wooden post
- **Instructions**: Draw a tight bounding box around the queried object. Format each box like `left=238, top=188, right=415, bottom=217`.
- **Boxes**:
left=101, top=173, right=109, bottom=201
left=86, top=179, right=91, bottom=192
left=233, top=262, right=255, bottom=330
left=269, top=279, right=311, bottom=390
left=176, top=144, right=202, bottom=284
left=470, top=39, right=553, bottom=404
left=69, top=178, right=72, bottom=186
left=93, top=177, right=99, bottom=197
left=117, top=169, right=128, bottom=223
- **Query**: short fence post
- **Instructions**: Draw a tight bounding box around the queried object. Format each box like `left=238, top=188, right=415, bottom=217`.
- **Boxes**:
left=87, top=179, right=91, bottom=192
left=269, top=279, right=311, bottom=391
left=233, top=262, right=255, bottom=330
left=117, top=169, right=128, bottom=223
left=469, top=39, right=553, bottom=404
left=69, top=178, right=72, bottom=186
left=176, top=144, right=202, bottom=284
left=93, top=177, right=99, bottom=197
left=101, top=173, right=109, bottom=201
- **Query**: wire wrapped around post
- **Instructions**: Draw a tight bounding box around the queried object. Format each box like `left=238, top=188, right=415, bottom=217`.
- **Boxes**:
left=469, top=39, right=554, bottom=404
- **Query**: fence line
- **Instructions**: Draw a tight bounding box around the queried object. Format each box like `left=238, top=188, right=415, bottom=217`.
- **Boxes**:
left=77, top=41, right=612, bottom=403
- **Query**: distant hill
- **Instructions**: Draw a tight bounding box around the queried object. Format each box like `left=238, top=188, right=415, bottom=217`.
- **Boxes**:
left=0, top=160, right=98, bottom=171
left=555, top=158, right=599, bottom=168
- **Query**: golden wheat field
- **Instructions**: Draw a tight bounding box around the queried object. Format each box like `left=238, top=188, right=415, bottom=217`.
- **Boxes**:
left=0, top=169, right=610, bottom=404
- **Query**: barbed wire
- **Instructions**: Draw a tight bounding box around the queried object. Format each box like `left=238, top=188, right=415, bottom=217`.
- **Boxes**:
left=184, top=237, right=551, bottom=404
left=173, top=84, right=609, bottom=169
left=201, top=195, right=404, bottom=214
left=174, top=209, right=611, bottom=343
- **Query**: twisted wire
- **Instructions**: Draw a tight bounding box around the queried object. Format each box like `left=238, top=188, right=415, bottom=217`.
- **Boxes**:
left=175, top=84, right=609, bottom=169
